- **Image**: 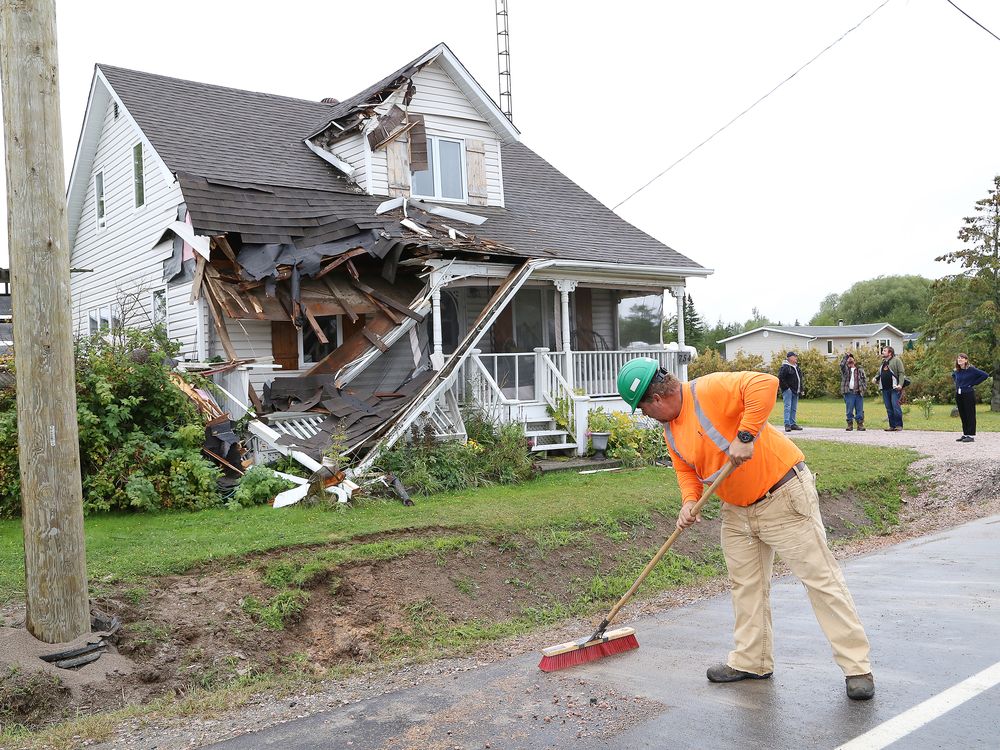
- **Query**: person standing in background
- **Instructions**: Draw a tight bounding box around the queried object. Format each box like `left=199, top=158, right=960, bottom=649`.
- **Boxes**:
left=840, top=352, right=866, bottom=431
left=874, top=346, right=904, bottom=431
left=952, top=354, right=989, bottom=443
left=778, top=352, right=805, bottom=432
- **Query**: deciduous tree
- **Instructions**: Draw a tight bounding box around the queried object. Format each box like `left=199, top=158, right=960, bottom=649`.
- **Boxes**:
left=809, top=276, right=932, bottom=332
left=927, top=176, right=1000, bottom=411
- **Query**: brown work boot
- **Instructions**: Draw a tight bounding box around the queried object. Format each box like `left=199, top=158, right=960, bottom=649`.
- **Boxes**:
left=707, top=663, right=772, bottom=683
left=857, top=420, right=865, bottom=431
left=846, top=420, right=854, bottom=431
left=846, top=673, right=875, bottom=700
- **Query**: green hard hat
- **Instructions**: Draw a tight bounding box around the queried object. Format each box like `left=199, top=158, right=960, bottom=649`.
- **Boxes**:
left=617, top=358, right=660, bottom=413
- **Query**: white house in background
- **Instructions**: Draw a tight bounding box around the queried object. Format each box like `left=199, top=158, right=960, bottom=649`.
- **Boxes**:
left=65, top=43, right=713, bottom=459
left=719, top=322, right=911, bottom=362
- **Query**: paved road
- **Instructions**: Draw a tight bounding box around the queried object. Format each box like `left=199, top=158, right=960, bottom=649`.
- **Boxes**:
left=207, top=514, right=1000, bottom=750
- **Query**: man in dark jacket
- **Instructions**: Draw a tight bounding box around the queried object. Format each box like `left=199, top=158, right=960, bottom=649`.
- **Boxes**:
left=778, top=352, right=805, bottom=432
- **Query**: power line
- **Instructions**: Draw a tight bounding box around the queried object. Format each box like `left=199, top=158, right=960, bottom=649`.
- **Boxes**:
left=612, top=0, right=894, bottom=211
left=944, top=0, right=1000, bottom=43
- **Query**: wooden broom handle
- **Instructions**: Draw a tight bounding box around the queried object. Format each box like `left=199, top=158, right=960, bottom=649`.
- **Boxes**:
left=602, top=459, right=736, bottom=627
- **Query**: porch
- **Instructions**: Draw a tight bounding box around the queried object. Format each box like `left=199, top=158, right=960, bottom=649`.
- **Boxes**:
left=454, top=345, right=690, bottom=455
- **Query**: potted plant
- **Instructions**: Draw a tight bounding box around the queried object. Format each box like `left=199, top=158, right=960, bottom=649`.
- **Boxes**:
left=587, top=408, right=614, bottom=460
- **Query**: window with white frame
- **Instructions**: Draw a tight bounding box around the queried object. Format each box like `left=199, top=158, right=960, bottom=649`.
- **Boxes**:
left=151, top=288, right=167, bottom=327
left=300, top=315, right=343, bottom=367
left=133, top=143, right=145, bottom=208
left=411, top=136, right=466, bottom=201
left=95, top=170, right=106, bottom=229
left=876, top=338, right=891, bottom=351
left=827, top=339, right=833, bottom=354
left=87, top=305, right=114, bottom=335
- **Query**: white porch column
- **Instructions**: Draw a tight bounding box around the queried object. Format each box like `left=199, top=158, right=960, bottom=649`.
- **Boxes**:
left=669, top=285, right=687, bottom=380
left=554, top=280, right=577, bottom=388
left=431, top=285, right=444, bottom=371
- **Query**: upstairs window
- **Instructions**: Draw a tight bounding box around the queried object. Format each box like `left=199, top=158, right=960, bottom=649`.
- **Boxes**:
left=95, top=170, right=106, bottom=229
left=133, top=143, right=145, bottom=207
left=411, top=136, right=466, bottom=201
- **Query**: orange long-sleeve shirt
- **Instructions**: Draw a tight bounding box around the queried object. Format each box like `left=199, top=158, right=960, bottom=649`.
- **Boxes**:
left=664, top=371, right=804, bottom=507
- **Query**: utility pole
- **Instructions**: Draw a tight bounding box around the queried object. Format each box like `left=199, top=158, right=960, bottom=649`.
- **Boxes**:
left=0, top=0, right=90, bottom=643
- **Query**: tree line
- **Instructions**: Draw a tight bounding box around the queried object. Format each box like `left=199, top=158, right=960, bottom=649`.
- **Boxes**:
left=618, top=175, right=1000, bottom=410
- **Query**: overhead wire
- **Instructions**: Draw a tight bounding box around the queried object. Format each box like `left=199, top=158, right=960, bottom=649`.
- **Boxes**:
left=943, top=0, right=1000, bottom=43
left=611, top=0, right=895, bottom=211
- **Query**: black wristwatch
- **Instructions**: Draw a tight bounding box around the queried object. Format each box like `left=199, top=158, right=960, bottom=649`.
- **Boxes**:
left=737, top=430, right=755, bottom=444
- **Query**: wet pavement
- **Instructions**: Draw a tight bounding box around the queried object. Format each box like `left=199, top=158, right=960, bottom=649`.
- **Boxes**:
left=207, top=514, right=1000, bottom=750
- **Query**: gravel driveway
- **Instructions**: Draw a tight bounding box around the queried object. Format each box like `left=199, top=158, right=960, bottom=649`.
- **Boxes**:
left=788, top=424, right=1000, bottom=461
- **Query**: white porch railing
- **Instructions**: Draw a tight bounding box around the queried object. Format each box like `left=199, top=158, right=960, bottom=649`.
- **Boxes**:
left=572, top=348, right=685, bottom=397
left=461, top=351, right=523, bottom=424
left=451, top=346, right=688, bottom=455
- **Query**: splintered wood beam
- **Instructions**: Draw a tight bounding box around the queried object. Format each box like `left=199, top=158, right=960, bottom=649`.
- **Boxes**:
left=302, top=303, right=329, bottom=344
left=362, top=326, right=389, bottom=352
left=356, top=288, right=401, bottom=324
left=345, top=259, right=360, bottom=282
left=214, top=235, right=241, bottom=275
left=247, top=382, right=265, bottom=415
left=201, top=277, right=240, bottom=361
left=352, top=279, right=423, bottom=321
left=190, top=256, right=207, bottom=303
left=320, top=277, right=359, bottom=322
left=305, top=311, right=397, bottom=375
left=315, top=247, right=369, bottom=279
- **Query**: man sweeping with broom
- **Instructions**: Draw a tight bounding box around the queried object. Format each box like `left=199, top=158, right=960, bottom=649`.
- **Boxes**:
left=618, top=361, right=875, bottom=701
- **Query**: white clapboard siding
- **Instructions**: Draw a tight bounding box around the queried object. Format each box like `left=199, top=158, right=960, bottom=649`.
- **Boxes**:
left=329, top=133, right=369, bottom=192
left=366, top=61, right=504, bottom=206
left=166, top=280, right=204, bottom=361
left=224, top=319, right=277, bottom=390
left=70, top=96, right=183, bottom=337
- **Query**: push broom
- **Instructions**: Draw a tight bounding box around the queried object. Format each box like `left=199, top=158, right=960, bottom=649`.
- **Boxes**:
left=538, top=460, right=736, bottom=672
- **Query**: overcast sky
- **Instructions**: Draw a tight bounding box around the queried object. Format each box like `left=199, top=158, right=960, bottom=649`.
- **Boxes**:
left=2, top=0, right=999, bottom=327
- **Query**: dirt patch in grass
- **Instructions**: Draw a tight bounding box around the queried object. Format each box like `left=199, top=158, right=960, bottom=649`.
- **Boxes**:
left=0, top=487, right=879, bottom=733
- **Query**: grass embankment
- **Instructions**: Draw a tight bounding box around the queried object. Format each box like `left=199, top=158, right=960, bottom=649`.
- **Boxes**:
left=0, top=441, right=918, bottom=749
left=769, top=397, right=1000, bottom=432
left=0, top=441, right=916, bottom=604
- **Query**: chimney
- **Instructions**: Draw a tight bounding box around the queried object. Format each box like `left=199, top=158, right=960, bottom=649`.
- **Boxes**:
left=837, top=319, right=844, bottom=327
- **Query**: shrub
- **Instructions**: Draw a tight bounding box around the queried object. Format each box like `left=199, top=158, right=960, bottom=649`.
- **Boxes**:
left=379, top=416, right=534, bottom=496
left=587, top=407, right=615, bottom=434
left=232, top=466, right=296, bottom=508
left=0, top=328, right=222, bottom=517
left=602, top=410, right=666, bottom=468
left=689, top=348, right=766, bottom=379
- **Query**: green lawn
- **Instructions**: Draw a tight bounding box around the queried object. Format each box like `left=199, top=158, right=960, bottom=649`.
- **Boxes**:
left=770, top=397, right=1000, bottom=432
left=0, top=441, right=918, bottom=604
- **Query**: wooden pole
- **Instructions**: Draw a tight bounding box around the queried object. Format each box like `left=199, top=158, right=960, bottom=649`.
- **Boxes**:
left=0, top=0, right=90, bottom=643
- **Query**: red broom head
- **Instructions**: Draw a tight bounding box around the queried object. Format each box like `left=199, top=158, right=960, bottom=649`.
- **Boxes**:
left=537, top=628, right=639, bottom=672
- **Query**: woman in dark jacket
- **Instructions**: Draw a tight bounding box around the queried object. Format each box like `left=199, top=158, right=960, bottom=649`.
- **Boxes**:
left=952, top=353, right=990, bottom=442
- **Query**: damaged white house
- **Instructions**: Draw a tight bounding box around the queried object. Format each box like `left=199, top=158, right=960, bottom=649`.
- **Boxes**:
left=67, top=43, right=712, bottom=466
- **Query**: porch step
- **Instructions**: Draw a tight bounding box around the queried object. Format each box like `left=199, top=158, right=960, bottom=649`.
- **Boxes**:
left=530, top=441, right=577, bottom=453
left=524, top=429, right=568, bottom=438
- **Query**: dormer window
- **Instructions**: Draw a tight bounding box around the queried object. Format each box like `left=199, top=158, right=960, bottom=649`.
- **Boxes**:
left=411, top=136, right=466, bottom=202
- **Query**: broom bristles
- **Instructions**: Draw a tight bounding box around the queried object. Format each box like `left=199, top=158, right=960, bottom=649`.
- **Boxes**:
left=537, top=632, right=639, bottom=672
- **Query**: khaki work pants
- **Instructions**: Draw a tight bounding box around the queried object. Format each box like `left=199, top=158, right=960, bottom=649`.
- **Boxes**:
left=720, top=465, right=872, bottom=677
